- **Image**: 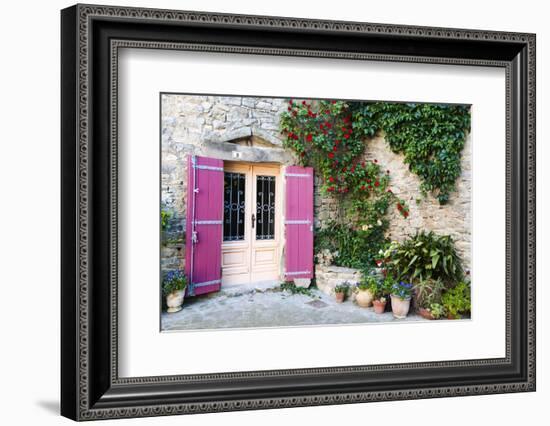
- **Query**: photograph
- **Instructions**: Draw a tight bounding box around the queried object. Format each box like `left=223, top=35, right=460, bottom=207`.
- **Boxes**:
left=160, top=94, right=472, bottom=331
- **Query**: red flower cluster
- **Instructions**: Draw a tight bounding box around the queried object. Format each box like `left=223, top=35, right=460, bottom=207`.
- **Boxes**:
left=396, top=202, right=409, bottom=218
left=287, top=131, right=299, bottom=140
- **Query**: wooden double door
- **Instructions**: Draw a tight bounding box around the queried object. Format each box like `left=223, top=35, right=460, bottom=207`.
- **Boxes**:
left=221, top=162, right=282, bottom=285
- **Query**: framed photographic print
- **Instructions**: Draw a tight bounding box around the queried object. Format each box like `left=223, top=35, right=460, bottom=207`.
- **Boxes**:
left=61, top=3, right=536, bottom=421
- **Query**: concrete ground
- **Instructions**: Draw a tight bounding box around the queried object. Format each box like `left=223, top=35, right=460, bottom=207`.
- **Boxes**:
left=161, top=284, right=428, bottom=331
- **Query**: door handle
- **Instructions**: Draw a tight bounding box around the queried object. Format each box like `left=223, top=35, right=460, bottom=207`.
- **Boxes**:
left=251, top=213, right=256, bottom=229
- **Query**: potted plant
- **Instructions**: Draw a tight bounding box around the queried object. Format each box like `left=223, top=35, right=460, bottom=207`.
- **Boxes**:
left=334, top=282, right=349, bottom=303
left=429, top=303, right=446, bottom=319
left=413, top=278, right=446, bottom=319
left=442, top=281, right=471, bottom=319
left=355, top=275, right=377, bottom=308
left=370, top=276, right=389, bottom=314
left=390, top=281, right=413, bottom=319
left=163, top=270, right=187, bottom=313
left=372, top=296, right=387, bottom=314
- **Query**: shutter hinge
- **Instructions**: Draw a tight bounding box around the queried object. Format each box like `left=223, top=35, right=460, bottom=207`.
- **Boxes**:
left=192, top=231, right=198, bottom=244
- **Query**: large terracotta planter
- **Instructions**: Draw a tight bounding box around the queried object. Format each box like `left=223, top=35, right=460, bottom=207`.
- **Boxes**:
left=373, top=299, right=387, bottom=314
left=166, top=290, right=185, bottom=313
left=390, top=294, right=411, bottom=319
left=356, top=289, right=374, bottom=308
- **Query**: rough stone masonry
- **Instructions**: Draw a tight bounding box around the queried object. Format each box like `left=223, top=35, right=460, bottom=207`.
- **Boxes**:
left=161, top=94, right=472, bottom=283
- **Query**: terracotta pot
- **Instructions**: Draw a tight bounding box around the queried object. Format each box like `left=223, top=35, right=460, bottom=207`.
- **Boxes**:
left=166, top=290, right=185, bottom=313
left=390, top=294, right=411, bottom=319
left=335, top=292, right=345, bottom=303
left=418, top=307, right=435, bottom=320
left=373, top=299, right=387, bottom=314
left=356, top=289, right=374, bottom=308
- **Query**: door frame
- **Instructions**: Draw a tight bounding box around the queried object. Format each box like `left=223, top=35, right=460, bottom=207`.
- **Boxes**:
left=221, top=161, right=283, bottom=286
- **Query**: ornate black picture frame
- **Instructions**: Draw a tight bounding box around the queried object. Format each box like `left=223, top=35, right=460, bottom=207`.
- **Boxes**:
left=61, top=3, right=536, bottom=421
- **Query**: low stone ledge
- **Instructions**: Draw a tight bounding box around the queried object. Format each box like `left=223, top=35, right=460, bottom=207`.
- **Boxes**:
left=315, top=264, right=362, bottom=296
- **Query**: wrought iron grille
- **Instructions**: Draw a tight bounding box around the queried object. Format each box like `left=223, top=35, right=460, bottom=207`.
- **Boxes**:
left=256, top=175, right=275, bottom=240
left=223, top=172, right=246, bottom=241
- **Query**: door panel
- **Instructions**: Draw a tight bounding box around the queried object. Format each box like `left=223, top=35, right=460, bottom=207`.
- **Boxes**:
left=284, top=165, right=314, bottom=281
left=254, top=248, right=276, bottom=264
left=185, top=155, right=224, bottom=296
left=250, top=166, right=281, bottom=283
left=221, top=163, right=251, bottom=285
left=221, top=162, right=281, bottom=286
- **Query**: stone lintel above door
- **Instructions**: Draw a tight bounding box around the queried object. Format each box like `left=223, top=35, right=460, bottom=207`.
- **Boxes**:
left=176, top=126, right=296, bottom=165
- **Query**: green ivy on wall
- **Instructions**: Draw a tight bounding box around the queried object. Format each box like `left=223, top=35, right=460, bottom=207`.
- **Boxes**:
left=351, top=102, right=471, bottom=204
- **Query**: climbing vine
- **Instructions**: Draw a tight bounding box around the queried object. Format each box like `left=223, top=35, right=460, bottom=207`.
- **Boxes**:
left=351, top=102, right=471, bottom=204
left=280, top=99, right=408, bottom=229
left=280, top=99, right=470, bottom=206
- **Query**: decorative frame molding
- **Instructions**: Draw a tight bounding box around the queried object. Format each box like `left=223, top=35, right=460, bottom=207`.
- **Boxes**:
left=61, top=3, right=535, bottom=421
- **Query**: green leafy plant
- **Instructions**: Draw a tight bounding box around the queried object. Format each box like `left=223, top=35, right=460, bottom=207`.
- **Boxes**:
left=162, top=270, right=187, bottom=296
left=380, top=275, right=395, bottom=298
left=442, top=281, right=471, bottom=318
left=357, top=275, right=377, bottom=292
left=352, top=102, right=471, bottom=204
left=334, top=282, right=350, bottom=294
left=428, top=303, right=446, bottom=319
left=391, top=281, right=413, bottom=300
left=280, top=281, right=314, bottom=296
left=161, top=209, right=172, bottom=230
left=413, top=278, right=446, bottom=309
left=364, top=274, right=391, bottom=300
left=386, top=231, right=463, bottom=285
left=314, top=221, right=388, bottom=270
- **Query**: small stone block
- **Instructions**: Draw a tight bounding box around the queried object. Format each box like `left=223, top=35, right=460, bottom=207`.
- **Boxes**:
left=294, top=278, right=311, bottom=288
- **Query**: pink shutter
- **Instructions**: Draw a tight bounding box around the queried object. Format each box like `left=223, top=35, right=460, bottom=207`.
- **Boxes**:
left=185, top=155, right=224, bottom=296
left=284, top=166, right=314, bottom=281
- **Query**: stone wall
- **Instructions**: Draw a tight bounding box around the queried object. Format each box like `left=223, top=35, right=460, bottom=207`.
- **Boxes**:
left=161, top=95, right=290, bottom=273
left=315, top=264, right=363, bottom=297
left=161, top=95, right=472, bottom=278
left=313, top=134, right=472, bottom=272
left=368, top=135, right=471, bottom=270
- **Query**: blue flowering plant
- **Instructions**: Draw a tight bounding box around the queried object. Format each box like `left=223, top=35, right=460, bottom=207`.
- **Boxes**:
left=391, top=281, right=413, bottom=300
left=162, top=270, right=188, bottom=296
